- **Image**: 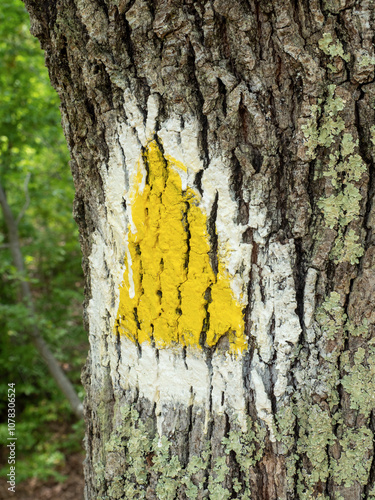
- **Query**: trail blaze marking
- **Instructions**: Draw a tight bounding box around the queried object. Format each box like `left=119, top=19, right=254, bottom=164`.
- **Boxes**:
left=115, top=140, right=246, bottom=353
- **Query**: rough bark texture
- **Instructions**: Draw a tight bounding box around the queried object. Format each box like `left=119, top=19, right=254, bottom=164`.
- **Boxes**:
left=23, top=0, right=375, bottom=499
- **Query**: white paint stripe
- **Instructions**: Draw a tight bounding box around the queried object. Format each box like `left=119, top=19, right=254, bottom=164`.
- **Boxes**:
left=86, top=106, right=300, bottom=442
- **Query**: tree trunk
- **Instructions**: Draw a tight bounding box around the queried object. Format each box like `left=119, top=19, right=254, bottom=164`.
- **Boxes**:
left=22, top=1, right=375, bottom=498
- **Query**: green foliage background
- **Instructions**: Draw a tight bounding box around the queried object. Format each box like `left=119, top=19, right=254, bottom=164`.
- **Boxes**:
left=0, top=0, right=87, bottom=482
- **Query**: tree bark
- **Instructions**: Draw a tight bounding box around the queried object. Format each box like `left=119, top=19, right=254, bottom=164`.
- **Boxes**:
left=22, top=0, right=375, bottom=498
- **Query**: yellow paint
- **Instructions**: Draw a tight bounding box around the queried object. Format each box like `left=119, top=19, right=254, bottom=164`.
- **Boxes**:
left=115, top=141, right=247, bottom=353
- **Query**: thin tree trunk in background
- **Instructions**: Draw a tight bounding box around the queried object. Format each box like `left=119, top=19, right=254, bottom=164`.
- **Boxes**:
left=0, top=182, right=84, bottom=419
left=22, top=1, right=375, bottom=498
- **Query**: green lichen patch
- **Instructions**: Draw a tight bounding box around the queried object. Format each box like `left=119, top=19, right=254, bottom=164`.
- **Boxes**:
left=93, top=461, right=106, bottom=493
left=302, top=83, right=367, bottom=265
left=295, top=402, right=336, bottom=499
left=298, top=46, right=372, bottom=495
left=317, top=137, right=366, bottom=230
left=222, top=418, right=266, bottom=471
left=207, top=417, right=267, bottom=499
left=340, top=347, right=375, bottom=419
left=181, top=455, right=206, bottom=499
left=301, top=85, right=345, bottom=160
left=318, top=33, right=350, bottom=62
left=318, top=183, right=362, bottom=229
left=311, top=301, right=374, bottom=493
left=331, top=228, right=364, bottom=265
left=345, top=319, right=369, bottom=338
left=314, top=107, right=366, bottom=263
left=301, top=103, right=321, bottom=158
left=154, top=436, right=184, bottom=499
left=298, top=406, right=335, bottom=482
left=330, top=426, right=373, bottom=488
left=368, top=484, right=375, bottom=498
left=97, top=404, right=268, bottom=499
left=316, top=291, right=346, bottom=340
left=275, top=404, right=298, bottom=493
left=275, top=404, right=296, bottom=451
left=341, top=133, right=356, bottom=158
left=358, top=53, right=375, bottom=68
left=208, top=456, right=231, bottom=500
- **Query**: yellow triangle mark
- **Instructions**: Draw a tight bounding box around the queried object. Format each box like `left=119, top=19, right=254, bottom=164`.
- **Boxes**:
left=115, top=140, right=247, bottom=353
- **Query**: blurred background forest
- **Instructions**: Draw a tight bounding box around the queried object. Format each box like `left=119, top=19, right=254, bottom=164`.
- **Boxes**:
left=0, top=0, right=87, bottom=498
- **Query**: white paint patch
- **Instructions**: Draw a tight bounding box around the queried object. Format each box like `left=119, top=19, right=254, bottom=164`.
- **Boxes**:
left=87, top=228, right=121, bottom=388
left=202, top=157, right=252, bottom=304
left=248, top=175, right=272, bottom=243
left=86, top=100, right=299, bottom=445
left=250, top=267, right=274, bottom=364
left=123, top=89, right=147, bottom=146
left=250, top=239, right=302, bottom=432
left=304, top=268, right=318, bottom=331
left=269, top=240, right=301, bottom=399
left=114, top=338, right=249, bottom=435
left=251, top=353, right=276, bottom=442
left=145, top=93, right=160, bottom=141
left=211, top=351, right=247, bottom=431
left=157, top=116, right=204, bottom=193
left=87, top=105, right=252, bottom=433
left=124, top=240, right=135, bottom=299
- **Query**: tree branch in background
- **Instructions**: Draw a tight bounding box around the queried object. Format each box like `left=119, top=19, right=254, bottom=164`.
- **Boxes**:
left=15, top=172, right=31, bottom=225
left=0, top=180, right=83, bottom=419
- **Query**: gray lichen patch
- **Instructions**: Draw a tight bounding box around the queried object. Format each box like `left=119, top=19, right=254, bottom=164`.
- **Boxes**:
left=340, top=347, right=375, bottom=419
left=95, top=402, right=267, bottom=499
left=330, top=426, right=373, bottom=489
left=301, top=82, right=367, bottom=266
left=316, top=291, right=347, bottom=341
left=296, top=403, right=336, bottom=498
